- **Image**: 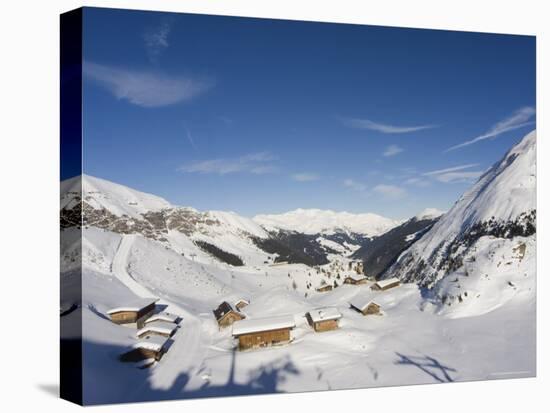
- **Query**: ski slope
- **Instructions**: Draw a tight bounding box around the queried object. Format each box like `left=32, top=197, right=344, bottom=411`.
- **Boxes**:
left=108, top=234, right=210, bottom=395
left=111, top=235, right=153, bottom=299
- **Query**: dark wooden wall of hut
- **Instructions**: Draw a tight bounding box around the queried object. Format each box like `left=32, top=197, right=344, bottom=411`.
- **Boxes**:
left=237, top=328, right=291, bottom=350
left=314, top=319, right=339, bottom=332
left=219, top=311, right=243, bottom=327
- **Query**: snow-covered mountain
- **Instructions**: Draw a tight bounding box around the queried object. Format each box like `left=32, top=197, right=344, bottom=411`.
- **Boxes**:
left=61, top=174, right=172, bottom=217
left=61, top=175, right=398, bottom=269
left=387, top=130, right=536, bottom=310
left=414, top=208, right=446, bottom=221
left=253, top=208, right=399, bottom=236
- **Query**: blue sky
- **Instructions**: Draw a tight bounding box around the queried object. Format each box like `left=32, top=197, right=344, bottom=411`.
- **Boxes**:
left=82, top=7, right=535, bottom=219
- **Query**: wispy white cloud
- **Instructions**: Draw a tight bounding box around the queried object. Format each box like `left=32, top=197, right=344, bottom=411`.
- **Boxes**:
left=183, top=123, right=197, bottom=150
left=84, top=61, right=213, bottom=108
left=405, top=177, right=430, bottom=187
left=218, top=116, right=234, bottom=126
left=430, top=171, right=483, bottom=183
left=250, top=165, right=278, bottom=174
left=343, top=178, right=407, bottom=198
left=341, top=117, right=437, bottom=134
left=423, top=163, right=479, bottom=177
left=343, top=179, right=367, bottom=192
left=178, top=152, right=277, bottom=175
left=423, top=163, right=483, bottom=183
left=383, top=144, right=404, bottom=157
left=446, top=106, right=535, bottom=152
left=144, top=19, right=174, bottom=63
left=292, top=173, right=319, bottom=182
left=373, top=184, right=406, bottom=199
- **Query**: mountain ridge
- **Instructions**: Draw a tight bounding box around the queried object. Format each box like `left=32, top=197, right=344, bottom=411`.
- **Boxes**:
left=253, top=208, right=400, bottom=236
left=385, top=130, right=536, bottom=300
left=61, top=175, right=405, bottom=267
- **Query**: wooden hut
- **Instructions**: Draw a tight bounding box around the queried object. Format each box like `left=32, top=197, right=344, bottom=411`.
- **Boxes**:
left=235, top=299, right=250, bottom=311
left=144, top=312, right=179, bottom=325
left=315, top=283, right=333, bottom=293
left=232, top=315, right=296, bottom=350
left=343, top=274, right=368, bottom=285
left=349, top=295, right=382, bottom=316
left=213, top=301, right=244, bottom=328
left=136, top=321, right=178, bottom=339
left=119, top=335, right=169, bottom=363
left=306, top=307, right=342, bottom=332
left=371, top=277, right=401, bottom=291
left=106, top=298, right=158, bottom=327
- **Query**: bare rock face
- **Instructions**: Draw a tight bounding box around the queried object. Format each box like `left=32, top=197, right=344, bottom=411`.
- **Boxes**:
left=61, top=199, right=223, bottom=241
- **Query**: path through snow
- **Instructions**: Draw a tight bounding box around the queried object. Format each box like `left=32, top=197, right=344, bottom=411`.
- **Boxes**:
left=112, top=235, right=211, bottom=393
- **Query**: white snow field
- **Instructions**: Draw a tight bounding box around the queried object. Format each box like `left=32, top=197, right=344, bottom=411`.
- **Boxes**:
left=61, top=131, right=536, bottom=404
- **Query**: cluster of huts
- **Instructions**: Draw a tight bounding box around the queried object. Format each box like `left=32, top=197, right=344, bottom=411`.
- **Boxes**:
left=104, top=274, right=402, bottom=362
left=212, top=276, right=402, bottom=351
left=106, top=297, right=180, bottom=368
left=317, top=274, right=400, bottom=291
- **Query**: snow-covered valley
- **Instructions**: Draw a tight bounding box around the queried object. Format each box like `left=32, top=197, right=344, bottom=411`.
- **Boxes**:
left=60, top=131, right=536, bottom=405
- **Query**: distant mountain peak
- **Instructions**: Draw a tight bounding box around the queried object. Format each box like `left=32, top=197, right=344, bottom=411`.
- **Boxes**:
left=253, top=208, right=399, bottom=236
left=415, top=208, right=445, bottom=221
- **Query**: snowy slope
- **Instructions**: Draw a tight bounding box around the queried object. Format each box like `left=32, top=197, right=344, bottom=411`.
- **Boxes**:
left=77, top=175, right=267, bottom=239
left=388, top=130, right=536, bottom=292
left=207, top=210, right=268, bottom=239
left=81, top=174, right=172, bottom=218
left=253, top=208, right=399, bottom=236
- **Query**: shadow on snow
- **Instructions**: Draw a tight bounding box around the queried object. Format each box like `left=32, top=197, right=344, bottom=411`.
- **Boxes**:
left=394, top=352, right=457, bottom=383
left=61, top=338, right=301, bottom=405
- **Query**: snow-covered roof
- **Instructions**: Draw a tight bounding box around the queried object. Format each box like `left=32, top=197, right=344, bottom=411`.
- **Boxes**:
left=307, top=307, right=342, bottom=323
left=374, top=277, right=401, bottom=289
left=137, top=321, right=177, bottom=337
left=145, top=312, right=179, bottom=324
left=131, top=335, right=169, bottom=352
left=232, top=315, right=296, bottom=336
left=134, top=358, right=156, bottom=368
left=106, top=298, right=158, bottom=315
left=346, top=273, right=367, bottom=281
left=235, top=299, right=250, bottom=305
left=349, top=292, right=379, bottom=311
